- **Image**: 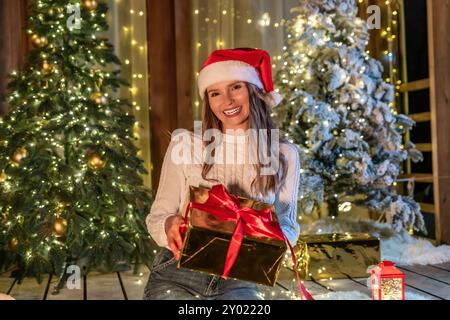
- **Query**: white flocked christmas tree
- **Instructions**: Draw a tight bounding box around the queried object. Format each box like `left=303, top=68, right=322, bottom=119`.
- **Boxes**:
left=273, top=0, right=425, bottom=233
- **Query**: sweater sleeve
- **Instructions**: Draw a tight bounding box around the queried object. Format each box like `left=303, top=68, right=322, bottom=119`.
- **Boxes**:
left=145, top=133, right=187, bottom=248
left=274, top=143, right=301, bottom=247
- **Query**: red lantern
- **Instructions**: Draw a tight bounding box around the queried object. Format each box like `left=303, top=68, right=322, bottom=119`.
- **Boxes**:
left=371, top=260, right=405, bottom=300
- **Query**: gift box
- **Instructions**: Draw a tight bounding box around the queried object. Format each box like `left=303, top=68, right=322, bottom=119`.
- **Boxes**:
left=178, top=185, right=287, bottom=286
left=293, top=233, right=380, bottom=280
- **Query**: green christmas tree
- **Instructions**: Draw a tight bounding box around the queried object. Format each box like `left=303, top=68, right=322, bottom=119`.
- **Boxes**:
left=0, top=0, right=154, bottom=285
left=273, top=0, right=425, bottom=233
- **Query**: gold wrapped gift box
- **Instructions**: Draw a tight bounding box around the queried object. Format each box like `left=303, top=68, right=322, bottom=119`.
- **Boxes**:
left=293, top=233, right=380, bottom=280
left=178, top=186, right=287, bottom=286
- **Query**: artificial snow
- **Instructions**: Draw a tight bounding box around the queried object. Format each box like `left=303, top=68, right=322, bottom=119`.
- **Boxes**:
left=301, top=217, right=450, bottom=265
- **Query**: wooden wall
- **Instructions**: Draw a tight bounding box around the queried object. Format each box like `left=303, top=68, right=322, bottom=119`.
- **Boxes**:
left=427, top=0, right=450, bottom=244
left=146, top=0, right=193, bottom=191
left=0, top=0, right=29, bottom=115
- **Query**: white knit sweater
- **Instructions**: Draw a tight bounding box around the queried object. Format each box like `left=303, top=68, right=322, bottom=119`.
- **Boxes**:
left=145, top=130, right=301, bottom=248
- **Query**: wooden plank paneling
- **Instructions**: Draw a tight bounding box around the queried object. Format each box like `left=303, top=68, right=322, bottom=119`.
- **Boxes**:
left=8, top=275, right=49, bottom=300
left=432, top=261, right=450, bottom=271
left=147, top=0, right=194, bottom=191
left=400, top=265, right=450, bottom=285
left=276, top=267, right=330, bottom=297
left=0, top=274, right=15, bottom=295
left=410, top=112, right=431, bottom=123
left=46, top=276, right=84, bottom=300
left=427, top=0, right=450, bottom=245
left=174, top=0, right=193, bottom=131
left=0, top=0, right=30, bottom=115
left=85, top=272, right=125, bottom=300
left=119, top=267, right=149, bottom=300
left=419, top=202, right=435, bottom=213
left=399, top=268, right=450, bottom=299
left=147, top=0, right=178, bottom=191
left=399, top=78, right=430, bottom=92
left=415, top=143, right=432, bottom=152
left=312, top=277, right=370, bottom=296
left=399, top=173, right=434, bottom=183
left=1, top=263, right=450, bottom=300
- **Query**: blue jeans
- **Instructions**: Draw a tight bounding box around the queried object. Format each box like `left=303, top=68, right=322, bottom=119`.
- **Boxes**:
left=143, top=248, right=263, bottom=300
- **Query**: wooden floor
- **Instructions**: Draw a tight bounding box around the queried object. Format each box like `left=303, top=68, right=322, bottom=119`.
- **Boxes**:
left=1, top=262, right=450, bottom=300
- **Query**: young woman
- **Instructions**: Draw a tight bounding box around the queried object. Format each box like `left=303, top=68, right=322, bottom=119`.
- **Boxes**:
left=143, top=48, right=301, bottom=300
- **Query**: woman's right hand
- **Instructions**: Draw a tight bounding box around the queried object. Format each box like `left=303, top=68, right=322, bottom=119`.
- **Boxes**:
left=164, top=214, right=184, bottom=260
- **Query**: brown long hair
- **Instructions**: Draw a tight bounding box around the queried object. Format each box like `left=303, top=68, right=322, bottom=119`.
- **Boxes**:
left=201, top=82, right=289, bottom=196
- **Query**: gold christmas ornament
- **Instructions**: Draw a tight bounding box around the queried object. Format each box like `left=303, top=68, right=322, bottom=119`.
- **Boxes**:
left=90, top=92, right=101, bottom=102
left=53, top=217, right=68, bottom=237
left=1, top=207, right=10, bottom=223
left=90, top=92, right=107, bottom=104
left=82, top=0, right=98, bottom=11
left=8, top=237, right=18, bottom=251
left=11, top=147, right=28, bottom=164
left=0, top=171, right=7, bottom=183
left=42, top=60, right=53, bottom=75
left=30, top=34, right=39, bottom=44
left=31, top=34, right=48, bottom=47
left=88, top=154, right=106, bottom=170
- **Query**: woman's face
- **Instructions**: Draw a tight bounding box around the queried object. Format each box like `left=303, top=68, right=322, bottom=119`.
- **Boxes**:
left=206, top=80, right=250, bottom=132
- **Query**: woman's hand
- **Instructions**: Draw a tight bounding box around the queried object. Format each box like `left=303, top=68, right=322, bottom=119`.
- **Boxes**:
left=165, top=214, right=184, bottom=260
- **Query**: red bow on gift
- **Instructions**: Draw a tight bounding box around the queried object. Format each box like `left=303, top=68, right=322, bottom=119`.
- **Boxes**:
left=181, top=184, right=313, bottom=300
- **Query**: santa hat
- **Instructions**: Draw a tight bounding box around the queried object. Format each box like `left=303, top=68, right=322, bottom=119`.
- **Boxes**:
left=198, top=48, right=282, bottom=108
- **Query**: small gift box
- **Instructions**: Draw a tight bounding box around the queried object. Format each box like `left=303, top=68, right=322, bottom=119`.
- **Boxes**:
left=293, top=233, right=380, bottom=280
left=178, top=185, right=287, bottom=286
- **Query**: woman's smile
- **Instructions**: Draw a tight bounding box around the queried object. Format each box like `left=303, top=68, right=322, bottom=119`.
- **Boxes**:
left=223, top=105, right=242, bottom=117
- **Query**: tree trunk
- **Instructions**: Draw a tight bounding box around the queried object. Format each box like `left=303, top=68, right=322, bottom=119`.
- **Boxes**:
left=327, top=198, right=339, bottom=218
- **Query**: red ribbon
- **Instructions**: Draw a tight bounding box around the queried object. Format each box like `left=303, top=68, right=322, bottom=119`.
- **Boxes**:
left=181, top=184, right=313, bottom=300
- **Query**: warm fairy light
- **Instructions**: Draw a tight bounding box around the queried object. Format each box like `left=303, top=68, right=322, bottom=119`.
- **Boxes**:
left=259, top=12, right=271, bottom=27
